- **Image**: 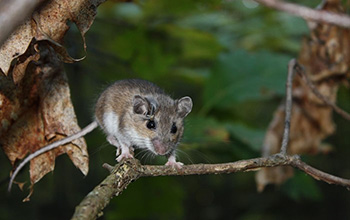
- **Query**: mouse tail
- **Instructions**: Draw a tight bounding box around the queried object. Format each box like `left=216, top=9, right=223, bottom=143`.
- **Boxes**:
left=8, top=121, right=98, bottom=192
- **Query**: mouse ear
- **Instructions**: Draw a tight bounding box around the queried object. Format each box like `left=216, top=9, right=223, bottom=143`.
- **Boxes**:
left=133, top=95, right=149, bottom=115
left=147, top=98, right=157, bottom=116
left=176, top=96, right=193, bottom=118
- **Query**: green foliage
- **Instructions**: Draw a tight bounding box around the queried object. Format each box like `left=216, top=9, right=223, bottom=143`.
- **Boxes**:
left=183, top=116, right=228, bottom=144
left=226, top=123, right=265, bottom=152
left=2, top=0, right=350, bottom=220
left=281, top=171, right=323, bottom=201
left=164, top=25, right=222, bottom=61
left=201, top=50, right=291, bottom=114
left=106, top=177, right=184, bottom=220
left=84, top=1, right=349, bottom=218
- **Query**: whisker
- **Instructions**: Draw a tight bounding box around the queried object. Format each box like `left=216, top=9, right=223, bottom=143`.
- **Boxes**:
left=135, top=149, right=147, bottom=157
left=90, top=141, right=113, bottom=156
left=176, top=149, right=195, bottom=165
left=138, top=149, right=150, bottom=161
left=146, top=151, right=155, bottom=164
left=142, top=151, right=150, bottom=163
left=188, top=148, right=214, bottom=164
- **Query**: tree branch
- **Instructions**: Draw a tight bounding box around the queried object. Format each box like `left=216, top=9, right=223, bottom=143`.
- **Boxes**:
left=255, top=0, right=350, bottom=29
left=72, top=159, right=142, bottom=220
left=72, top=154, right=350, bottom=220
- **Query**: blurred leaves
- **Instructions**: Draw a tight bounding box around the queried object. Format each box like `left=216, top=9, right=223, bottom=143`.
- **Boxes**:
left=227, top=123, right=265, bottom=152
left=85, top=2, right=338, bottom=215
left=201, top=50, right=291, bottom=114
left=2, top=0, right=349, bottom=219
left=183, top=116, right=229, bottom=144
left=105, top=177, right=184, bottom=220
left=281, top=171, right=323, bottom=201
left=164, top=25, right=222, bottom=60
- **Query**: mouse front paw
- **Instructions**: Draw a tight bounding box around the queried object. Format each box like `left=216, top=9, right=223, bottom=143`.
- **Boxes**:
left=165, top=160, right=184, bottom=169
left=116, top=152, right=134, bottom=162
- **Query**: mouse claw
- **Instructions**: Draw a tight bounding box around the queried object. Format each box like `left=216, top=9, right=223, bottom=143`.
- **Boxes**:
left=165, top=160, right=184, bottom=169
left=115, top=148, right=121, bottom=157
left=116, top=152, right=134, bottom=162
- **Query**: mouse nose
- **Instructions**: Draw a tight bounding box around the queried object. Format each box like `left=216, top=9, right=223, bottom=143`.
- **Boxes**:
left=151, top=138, right=167, bottom=155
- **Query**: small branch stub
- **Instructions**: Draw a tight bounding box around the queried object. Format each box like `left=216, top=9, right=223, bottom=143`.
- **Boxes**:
left=280, top=59, right=297, bottom=155
left=102, top=163, right=114, bottom=173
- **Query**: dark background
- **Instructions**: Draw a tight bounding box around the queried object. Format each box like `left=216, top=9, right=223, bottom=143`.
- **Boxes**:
left=1, top=0, right=350, bottom=219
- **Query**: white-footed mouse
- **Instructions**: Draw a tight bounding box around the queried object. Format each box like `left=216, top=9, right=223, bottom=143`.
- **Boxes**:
left=8, top=79, right=193, bottom=191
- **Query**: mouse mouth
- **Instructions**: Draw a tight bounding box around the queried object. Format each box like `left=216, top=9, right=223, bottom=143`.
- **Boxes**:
left=151, top=138, right=169, bottom=155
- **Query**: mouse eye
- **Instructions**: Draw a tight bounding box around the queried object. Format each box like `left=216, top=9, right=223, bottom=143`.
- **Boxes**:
left=146, top=120, right=156, bottom=130
left=170, top=123, right=177, bottom=134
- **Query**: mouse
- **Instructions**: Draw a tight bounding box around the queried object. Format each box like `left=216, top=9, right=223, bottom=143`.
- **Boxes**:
left=8, top=79, right=193, bottom=191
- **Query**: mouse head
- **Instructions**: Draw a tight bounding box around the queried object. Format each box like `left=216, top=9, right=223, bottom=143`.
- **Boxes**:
left=132, top=94, right=192, bottom=156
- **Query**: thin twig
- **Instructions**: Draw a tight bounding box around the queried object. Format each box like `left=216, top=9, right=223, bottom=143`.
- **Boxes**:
left=296, top=67, right=350, bottom=121
left=280, top=59, right=296, bottom=155
left=255, top=0, right=350, bottom=29
left=291, top=159, right=350, bottom=188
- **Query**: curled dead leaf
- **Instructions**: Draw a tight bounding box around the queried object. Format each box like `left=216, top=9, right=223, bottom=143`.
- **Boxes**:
left=1, top=42, right=88, bottom=197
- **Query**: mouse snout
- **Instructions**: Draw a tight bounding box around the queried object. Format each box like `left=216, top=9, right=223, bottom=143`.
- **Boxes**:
left=151, top=138, right=168, bottom=155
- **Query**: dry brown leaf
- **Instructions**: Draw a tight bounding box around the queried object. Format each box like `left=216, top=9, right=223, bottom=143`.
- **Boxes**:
left=0, top=20, right=33, bottom=75
left=256, top=0, right=350, bottom=191
left=0, top=0, right=105, bottom=197
left=39, top=58, right=89, bottom=180
left=1, top=42, right=89, bottom=193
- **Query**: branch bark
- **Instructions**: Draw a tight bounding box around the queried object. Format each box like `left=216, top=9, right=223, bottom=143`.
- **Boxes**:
left=72, top=160, right=142, bottom=220
left=255, top=0, right=350, bottom=28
